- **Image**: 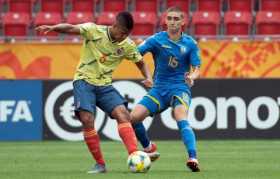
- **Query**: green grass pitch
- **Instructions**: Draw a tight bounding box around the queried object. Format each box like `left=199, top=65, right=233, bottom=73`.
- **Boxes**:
left=0, top=140, right=279, bottom=179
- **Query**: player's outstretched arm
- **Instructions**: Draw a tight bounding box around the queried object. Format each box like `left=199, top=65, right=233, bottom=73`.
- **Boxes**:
left=135, top=60, right=153, bottom=88
left=35, top=23, right=80, bottom=35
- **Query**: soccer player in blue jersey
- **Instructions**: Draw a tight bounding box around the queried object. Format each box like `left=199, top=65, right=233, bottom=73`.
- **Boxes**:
left=131, top=6, right=201, bottom=172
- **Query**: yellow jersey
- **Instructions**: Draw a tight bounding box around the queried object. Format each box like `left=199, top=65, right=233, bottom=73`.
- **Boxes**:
left=74, top=23, right=142, bottom=85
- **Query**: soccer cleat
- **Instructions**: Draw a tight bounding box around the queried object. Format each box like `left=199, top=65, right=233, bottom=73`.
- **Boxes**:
left=186, top=158, right=200, bottom=172
left=144, top=142, right=160, bottom=162
left=87, top=163, right=107, bottom=174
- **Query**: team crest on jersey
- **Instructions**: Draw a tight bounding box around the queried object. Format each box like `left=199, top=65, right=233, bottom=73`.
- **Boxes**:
left=180, top=46, right=187, bottom=54
left=116, top=47, right=124, bottom=56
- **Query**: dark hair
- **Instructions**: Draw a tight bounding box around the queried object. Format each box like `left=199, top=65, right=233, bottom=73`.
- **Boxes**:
left=116, top=11, right=134, bottom=33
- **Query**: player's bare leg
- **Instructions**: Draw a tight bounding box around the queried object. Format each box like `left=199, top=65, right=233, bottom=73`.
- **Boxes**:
left=130, top=104, right=160, bottom=162
left=173, top=104, right=200, bottom=172
left=77, top=111, right=107, bottom=173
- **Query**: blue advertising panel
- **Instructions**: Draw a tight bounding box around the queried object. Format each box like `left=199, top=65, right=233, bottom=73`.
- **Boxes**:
left=0, top=80, right=43, bottom=141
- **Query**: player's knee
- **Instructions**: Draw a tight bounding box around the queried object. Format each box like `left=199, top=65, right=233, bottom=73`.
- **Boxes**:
left=172, top=106, right=188, bottom=121
left=130, top=105, right=149, bottom=123
left=112, top=106, right=131, bottom=123
left=118, top=111, right=131, bottom=123
left=130, top=111, right=140, bottom=123
left=78, top=112, right=94, bottom=128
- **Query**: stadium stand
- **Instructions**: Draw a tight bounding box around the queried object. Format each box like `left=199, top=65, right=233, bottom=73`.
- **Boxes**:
left=256, top=11, right=280, bottom=35
left=195, top=0, right=222, bottom=12
left=7, top=0, right=34, bottom=15
left=134, top=0, right=158, bottom=13
left=40, top=0, right=64, bottom=15
left=103, top=0, right=126, bottom=12
left=71, top=0, right=95, bottom=13
left=66, top=12, right=94, bottom=24
left=227, top=0, right=254, bottom=12
left=192, top=11, right=220, bottom=36
left=0, top=0, right=3, bottom=11
left=224, top=11, right=253, bottom=35
left=1, top=0, right=280, bottom=39
left=96, top=11, right=117, bottom=25
left=34, top=12, right=62, bottom=36
left=132, top=11, right=157, bottom=36
left=259, top=0, right=280, bottom=12
left=3, top=12, right=30, bottom=36
left=166, top=0, right=190, bottom=13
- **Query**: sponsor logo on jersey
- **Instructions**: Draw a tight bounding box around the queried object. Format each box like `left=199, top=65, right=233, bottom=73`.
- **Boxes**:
left=161, top=44, right=172, bottom=49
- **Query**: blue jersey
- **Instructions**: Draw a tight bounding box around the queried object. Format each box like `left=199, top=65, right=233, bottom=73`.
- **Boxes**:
left=138, top=31, right=201, bottom=88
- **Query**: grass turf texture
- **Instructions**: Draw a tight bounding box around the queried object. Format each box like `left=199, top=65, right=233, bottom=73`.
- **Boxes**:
left=0, top=140, right=279, bottom=179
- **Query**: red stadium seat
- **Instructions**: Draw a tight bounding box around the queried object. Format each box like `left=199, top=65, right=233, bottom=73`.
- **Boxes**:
left=66, top=12, right=94, bottom=24
left=132, top=12, right=157, bottom=36
left=260, top=0, right=280, bottom=12
left=224, top=11, right=252, bottom=35
left=227, top=0, right=254, bottom=12
left=103, top=0, right=126, bottom=12
left=195, top=0, right=222, bottom=12
left=160, top=12, right=189, bottom=31
left=0, top=0, right=3, bottom=11
left=34, top=12, right=62, bottom=36
left=166, top=0, right=190, bottom=13
left=7, top=0, right=34, bottom=14
left=135, top=0, right=158, bottom=13
left=96, top=12, right=117, bottom=25
left=2, top=12, right=30, bottom=36
left=40, top=0, right=64, bottom=14
left=71, top=0, right=95, bottom=13
left=256, top=11, right=280, bottom=35
left=192, top=11, right=220, bottom=35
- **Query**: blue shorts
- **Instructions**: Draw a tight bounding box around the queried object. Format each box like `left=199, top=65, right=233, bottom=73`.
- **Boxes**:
left=138, top=85, right=191, bottom=115
left=73, top=80, right=127, bottom=117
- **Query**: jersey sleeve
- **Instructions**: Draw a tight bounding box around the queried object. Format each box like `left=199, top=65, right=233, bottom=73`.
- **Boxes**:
left=190, top=40, right=201, bottom=67
left=137, top=36, right=155, bottom=55
left=79, top=23, right=97, bottom=39
left=125, top=40, right=143, bottom=63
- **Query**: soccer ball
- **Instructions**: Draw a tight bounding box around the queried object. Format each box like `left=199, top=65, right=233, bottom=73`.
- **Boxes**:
left=127, top=151, right=151, bottom=173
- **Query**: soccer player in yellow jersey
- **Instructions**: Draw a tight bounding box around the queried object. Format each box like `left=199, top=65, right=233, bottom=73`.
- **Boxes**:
left=36, top=12, right=153, bottom=173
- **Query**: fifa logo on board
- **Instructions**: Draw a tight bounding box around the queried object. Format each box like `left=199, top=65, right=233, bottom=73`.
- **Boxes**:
left=0, top=100, right=33, bottom=122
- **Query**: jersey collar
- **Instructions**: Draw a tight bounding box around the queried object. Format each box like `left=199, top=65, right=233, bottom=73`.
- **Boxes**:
left=165, top=31, right=183, bottom=42
left=107, top=27, right=116, bottom=43
left=107, top=27, right=128, bottom=45
left=106, top=27, right=128, bottom=45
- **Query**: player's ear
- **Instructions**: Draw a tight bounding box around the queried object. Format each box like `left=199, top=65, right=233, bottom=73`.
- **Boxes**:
left=181, top=14, right=185, bottom=27
left=181, top=20, right=185, bottom=27
left=164, top=14, right=169, bottom=25
left=112, top=23, right=118, bottom=30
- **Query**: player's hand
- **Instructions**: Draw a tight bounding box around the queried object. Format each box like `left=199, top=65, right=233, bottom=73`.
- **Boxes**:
left=185, top=72, right=194, bottom=87
left=35, top=25, right=54, bottom=35
left=141, top=78, right=153, bottom=88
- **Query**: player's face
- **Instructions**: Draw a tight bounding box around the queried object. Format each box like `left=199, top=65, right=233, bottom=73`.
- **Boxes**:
left=110, top=24, right=130, bottom=42
left=165, top=11, right=184, bottom=33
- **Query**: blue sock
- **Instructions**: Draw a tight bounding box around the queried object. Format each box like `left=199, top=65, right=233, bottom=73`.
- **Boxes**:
left=177, top=120, right=197, bottom=159
left=132, top=122, right=151, bottom=148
